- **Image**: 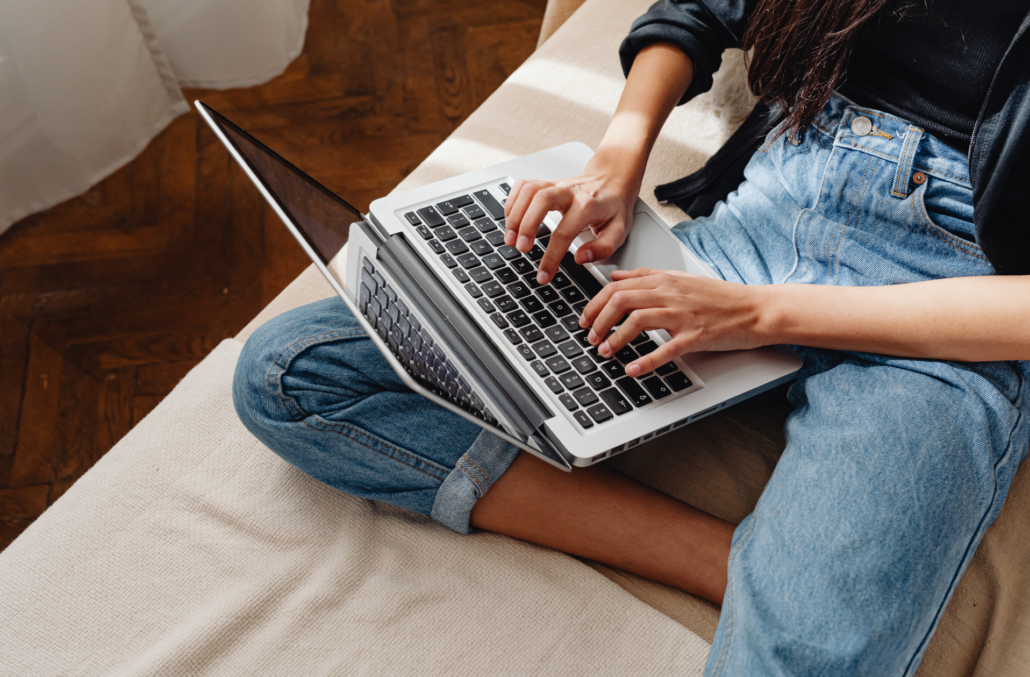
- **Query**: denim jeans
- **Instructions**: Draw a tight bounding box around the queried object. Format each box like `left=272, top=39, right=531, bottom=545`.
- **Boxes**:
left=233, top=93, right=1029, bottom=676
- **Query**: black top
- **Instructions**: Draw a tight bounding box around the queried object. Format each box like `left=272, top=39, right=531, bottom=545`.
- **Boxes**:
left=840, top=0, right=1028, bottom=152
left=620, top=1, right=1030, bottom=274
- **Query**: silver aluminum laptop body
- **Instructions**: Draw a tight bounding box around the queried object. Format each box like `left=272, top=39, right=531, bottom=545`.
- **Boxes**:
left=198, top=101, right=801, bottom=471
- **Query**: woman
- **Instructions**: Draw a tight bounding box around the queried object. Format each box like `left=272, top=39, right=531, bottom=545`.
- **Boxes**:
left=234, top=1, right=1030, bottom=674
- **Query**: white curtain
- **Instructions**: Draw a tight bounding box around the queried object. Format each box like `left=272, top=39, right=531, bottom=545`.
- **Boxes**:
left=0, top=0, right=310, bottom=237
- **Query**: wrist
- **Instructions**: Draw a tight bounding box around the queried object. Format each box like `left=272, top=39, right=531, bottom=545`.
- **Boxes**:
left=751, top=284, right=794, bottom=347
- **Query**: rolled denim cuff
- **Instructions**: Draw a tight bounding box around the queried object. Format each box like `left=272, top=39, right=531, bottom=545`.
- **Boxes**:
left=430, top=430, right=519, bottom=534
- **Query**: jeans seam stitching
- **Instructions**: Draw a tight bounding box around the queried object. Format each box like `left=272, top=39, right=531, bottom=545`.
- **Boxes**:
left=305, top=416, right=449, bottom=482
left=458, top=460, right=488, bottom=496
left=782, top=131, right=837, bottom=284
left=891, top=127, right=922, bottom=198
left=309, top=415, right=451, bottom=479
left=829, top=153, right=877, bottom=282
left=463, top=456, right=493, bottom=491
left=713, top=510, right=760, bottom=676
left=901, top=376, right=1026, bottom=676
left=909, top=187, right=988, bottom=260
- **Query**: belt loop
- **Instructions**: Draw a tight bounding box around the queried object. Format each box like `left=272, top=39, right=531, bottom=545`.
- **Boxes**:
left=891, top=126, right=924, bottom=198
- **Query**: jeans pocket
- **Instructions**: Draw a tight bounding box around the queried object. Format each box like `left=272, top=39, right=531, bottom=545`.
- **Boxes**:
left=910, top=182, right=986, bottom=261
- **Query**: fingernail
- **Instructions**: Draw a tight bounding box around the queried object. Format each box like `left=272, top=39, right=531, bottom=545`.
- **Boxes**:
left=580, top=249, right=594, bottom=263
left=505, top=231, right=516, bottom=246
left=536, top=271, right=550, bottom=285
left=627, top=363, right=641, bottom=376
left=599, top=341, right=610, bottom=356
left=517, top=235, right=529, bottom=251
left=587, top=329, right=597, bottom=344
left=578, top=315, right=588, bottom=328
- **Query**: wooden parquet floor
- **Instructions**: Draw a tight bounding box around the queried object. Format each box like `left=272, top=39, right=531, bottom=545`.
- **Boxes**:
left=0, top=0, right=546, bottom=550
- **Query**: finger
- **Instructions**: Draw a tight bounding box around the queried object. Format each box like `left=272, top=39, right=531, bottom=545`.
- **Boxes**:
left=589, top=289, right=660, bottom=352
left=575, top=216, right=628, bottom=264
left=610, top=267, right=657, bottom=281
left=625, top=337, right=689, bottom=378
left=536, top=203, right=589, bottom=285
left=504, top=179, right=528, bottom=219
left=600, top=308, right=667, bottom=355
left=517, top=187, right=571, bottom=252
left=579, top=275, right=663, bottom=330
left=504, top=180, right=548, bottom=246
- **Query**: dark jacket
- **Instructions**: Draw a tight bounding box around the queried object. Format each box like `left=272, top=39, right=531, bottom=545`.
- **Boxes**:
left=620, top=0, right=1030, bottom=275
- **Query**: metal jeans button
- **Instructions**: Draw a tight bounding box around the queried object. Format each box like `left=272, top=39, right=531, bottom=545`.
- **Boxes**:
left=851, top=116, right=872, bottom=136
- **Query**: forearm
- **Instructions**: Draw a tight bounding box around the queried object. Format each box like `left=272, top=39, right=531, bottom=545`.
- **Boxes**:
left=759, top=276, right=1030, bottom=362
left=595, top=43, right=694, bottom=177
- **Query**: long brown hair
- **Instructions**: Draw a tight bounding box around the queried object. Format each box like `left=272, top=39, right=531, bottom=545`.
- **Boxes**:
left=742, top=0, right=891, bottom=137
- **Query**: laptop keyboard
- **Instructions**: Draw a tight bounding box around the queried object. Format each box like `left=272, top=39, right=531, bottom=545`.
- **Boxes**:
left=358, top=257, right=500, bottom=428
left=402, top=183, right=695, bottom=431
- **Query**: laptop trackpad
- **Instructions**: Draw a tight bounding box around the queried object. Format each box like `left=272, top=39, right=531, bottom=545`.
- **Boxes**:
left=593, top=211, right=714, bottom=279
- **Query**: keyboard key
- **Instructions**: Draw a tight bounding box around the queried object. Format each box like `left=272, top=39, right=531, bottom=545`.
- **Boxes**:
left=440, top=253, right=457, bottom=268
left=516, top=344, right=534, bottom=361
left=416, top=225, right=433, bottom=240
left=507, top=310, right=531, bottom=327
left=642, top=376, right=672, bottom=399
left=655, top=362, right=678, bottom=376
left=560, top=252, right=605, bottom=296
left=559, top=315, right=581, bottom=333
left=490, top=313, right=509, bottom=329
left=417, top=206, right=444, bottom=227
left=550, top=271, right=571, bottom=288
left=537, top=287, right=560, bottom=304
left=473, top=189, right=505, bottom=219
left=427, top=239, right=445, bottom=254
left=464, top=204, right=486, bottom=220
left=558, top=341, right=582, bottom=358
left=559, top=393, right=579, bottom=411
left=499, top=182, right=511, bottom=195
left=404, top=211, right=421, bottom=226
left=573, top=301, right=588, bottom=314
left=448, top=213, right=471, bottom=229
left=495, top=295, right=517, bottom=313
left=571, top=356, right=596, bottom=374
left=573, top=331, right=591, bottom=347
left=458, top=252, right=479, bottom=269
left=522, top=275, right=543, bottom=290
left=503, top=328, right=521, bottom=344
left=533, top=310, right=557, bottom=327
left=453, top=268, right=470, bottom=283
left=614, top=345, right=639, bottom=363
left=630, top=333, right=650, bottom=346
left=495, top=267, right=517, bottom=284
left=587, top=403, right=614, bottom=423
left=477, top=298, right=495, bottom=313
left=636, top=340, right=659, bottom=355
left=560, top=286, right=586, bottom=304
left=665, top=372, right=694, bottom=392
left=545, top=356, right=571, bottom=374
left=436, top=195, right=473, bottom=215
left=464, top=282, right=482, bottom=298
left=544, top=376, right=563, bottom=394
left=573, top=410, right=594, bottom=428
left=528, top=244, right=545, bottom=261
left=409, top=316, right=421, bottom=333
left=544, top=325, right=569, bottom=343
left=475, top=218, right=498, bottom=233
left=471, top=267, right=492, bottom=283
left=573, top=387, right=599, bottom=407
left=530, top=360, right=549, bottom=378
left=520, top=296, right=544, bottom=313
left=436, top=226, right=457, bottom=241
left=507, top=281, right=531, bottom=299
left=458, top=225, right=481, bottom=242
left=446, top=240, right=469, bottom=255
left=482, top=253, right=505, bottom=269
left=359, top=283, right=372, bottom=312
left=586, top=346, right=606, bottom=362
left=532, top=340, right=557, bottom=358
left=471, top=240, right=493, bottom=256
left=497, top=245, right=521, bottom=260
left=559, top=372, right=585, bottom=390
left=615, top=377, right=653, bottom=407
left=585, top=371, right=611, bottom=390
left=481, top=281, right=504, bottom=298
left=519, top=325, right=544, bottom=343
left=510, top=258, right=533, bottom=275
left=486, top=230, right=506, bottom=245
left=599, top=389, right=633, bottom=416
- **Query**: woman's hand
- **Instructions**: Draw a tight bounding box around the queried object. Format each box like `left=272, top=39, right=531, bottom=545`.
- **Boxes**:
left=503, top=148, right=642, bottom=285
left=579, top=267, right=768, bottom=377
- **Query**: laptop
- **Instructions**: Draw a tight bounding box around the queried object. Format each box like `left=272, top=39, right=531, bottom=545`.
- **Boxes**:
left=197, top=101, right=801, bottom=471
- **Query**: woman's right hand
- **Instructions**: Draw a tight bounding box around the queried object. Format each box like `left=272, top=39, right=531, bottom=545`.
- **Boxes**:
left=502, top=147, right=644, bottom=285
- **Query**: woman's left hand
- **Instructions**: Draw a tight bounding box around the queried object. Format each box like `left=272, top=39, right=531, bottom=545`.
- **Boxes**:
left=578, top=267, right=768, bottom=377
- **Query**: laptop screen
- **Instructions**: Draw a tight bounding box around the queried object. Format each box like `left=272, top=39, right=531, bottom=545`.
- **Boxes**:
left=201, top=104, right=357, bottom=265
